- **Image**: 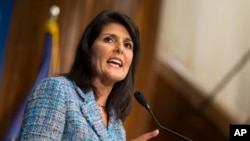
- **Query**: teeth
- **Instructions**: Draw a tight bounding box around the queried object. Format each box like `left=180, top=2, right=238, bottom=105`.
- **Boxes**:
left=108, top=58, right=122, bottom=66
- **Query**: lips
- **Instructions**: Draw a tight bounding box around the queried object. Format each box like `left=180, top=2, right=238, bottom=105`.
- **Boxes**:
left=107, top=58, right=123, bottom=67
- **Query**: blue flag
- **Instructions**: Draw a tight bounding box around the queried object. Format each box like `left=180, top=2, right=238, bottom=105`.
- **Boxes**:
left=4, top=6, right=60, bottom=140
left=0, top=0, right=14, bottom=87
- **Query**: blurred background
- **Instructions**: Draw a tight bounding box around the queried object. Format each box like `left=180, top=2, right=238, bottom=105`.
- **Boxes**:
left=1, top=0, right=250, bottom=140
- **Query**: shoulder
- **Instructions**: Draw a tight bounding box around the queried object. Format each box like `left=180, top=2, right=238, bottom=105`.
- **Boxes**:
left=28, top=76, right=75, bottom=100
left=38, top=76, right=73, bottom=87
left=34, top=76, right=74, bottom=92
left=32, top=76, right=92, bottom=103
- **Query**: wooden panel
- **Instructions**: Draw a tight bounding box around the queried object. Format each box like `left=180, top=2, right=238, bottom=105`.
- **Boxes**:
left=0, top=0, right=230, bottom=140
left=149, top=75, right=226, bottom=140
left=124, top=0, right=163, bottom=139
left=145, top=60, right=230, bottom=141
left=0, top=0, right=52, bottom=139
left=0, top=0, right=162, bottom=139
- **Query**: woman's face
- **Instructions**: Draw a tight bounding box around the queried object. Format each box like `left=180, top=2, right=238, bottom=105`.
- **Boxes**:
left=90, top=23, right=134, bottom=85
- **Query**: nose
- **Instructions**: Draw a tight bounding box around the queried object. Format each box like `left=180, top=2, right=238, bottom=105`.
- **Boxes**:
left=113, top=43, right=123, bottom=54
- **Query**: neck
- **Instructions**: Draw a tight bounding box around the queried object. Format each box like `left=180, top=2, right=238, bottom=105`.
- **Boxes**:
left=92, top=77, right=114, bottom=106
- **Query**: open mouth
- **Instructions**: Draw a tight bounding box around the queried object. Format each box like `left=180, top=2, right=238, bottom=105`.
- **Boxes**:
left=107, top=58, right=122, bottom=68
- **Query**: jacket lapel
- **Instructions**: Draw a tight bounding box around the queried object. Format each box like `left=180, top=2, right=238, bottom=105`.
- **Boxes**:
left=74, top=86, right=109, bottom=139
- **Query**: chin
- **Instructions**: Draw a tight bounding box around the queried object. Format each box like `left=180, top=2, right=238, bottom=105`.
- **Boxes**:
left=109, top=76, right=126, bottom=82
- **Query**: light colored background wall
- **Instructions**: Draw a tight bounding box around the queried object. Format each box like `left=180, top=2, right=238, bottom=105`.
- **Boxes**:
left=156, top=0, right=250, bottom=123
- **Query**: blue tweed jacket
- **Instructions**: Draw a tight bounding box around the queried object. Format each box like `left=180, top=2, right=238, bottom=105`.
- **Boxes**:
left=19, top=76, right=126, bottom=141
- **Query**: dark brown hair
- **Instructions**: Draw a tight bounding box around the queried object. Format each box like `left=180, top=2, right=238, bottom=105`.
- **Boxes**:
left=65, top=10, right=140, bottom=121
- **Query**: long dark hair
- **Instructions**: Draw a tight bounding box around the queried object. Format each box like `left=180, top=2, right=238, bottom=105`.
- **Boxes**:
left=65, top=10, right=140, bottom=121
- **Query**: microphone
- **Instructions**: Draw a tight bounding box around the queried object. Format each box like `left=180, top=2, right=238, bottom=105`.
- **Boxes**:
left=134, top=91, right=192, bottom=141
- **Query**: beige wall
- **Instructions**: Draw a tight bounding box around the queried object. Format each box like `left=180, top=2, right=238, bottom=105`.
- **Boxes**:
left=156, top=0, right=250, bottom=123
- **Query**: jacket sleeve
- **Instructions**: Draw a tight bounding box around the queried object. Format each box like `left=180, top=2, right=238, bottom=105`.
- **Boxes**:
left=19, top=78, right=66, bottom=141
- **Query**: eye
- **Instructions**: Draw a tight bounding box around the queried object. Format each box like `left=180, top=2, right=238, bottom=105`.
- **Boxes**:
left=124, top=42, right=133, bottom=49
left=103, top=36, right=113, bottom=43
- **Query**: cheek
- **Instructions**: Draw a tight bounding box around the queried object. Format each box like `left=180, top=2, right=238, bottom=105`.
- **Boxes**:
left=90, top=47, right=102, bottom=70
left=126, top=53, right=133, bottom=68
left=91, top=44, right=104, bottom=62
left=90, top=46, right=110, bottom=73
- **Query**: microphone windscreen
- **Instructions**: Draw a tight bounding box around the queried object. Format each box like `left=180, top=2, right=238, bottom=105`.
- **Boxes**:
left=134, top=91, right=149, bottom=110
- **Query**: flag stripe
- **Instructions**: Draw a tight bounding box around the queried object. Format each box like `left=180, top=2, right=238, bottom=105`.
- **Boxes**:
left=46, top=19, right=60, bottom=76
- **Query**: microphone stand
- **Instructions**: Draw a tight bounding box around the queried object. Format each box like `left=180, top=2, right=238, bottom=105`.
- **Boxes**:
left=147, top=106, right=192, bottom=141
left=134, top=92, right=192, bottom=141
